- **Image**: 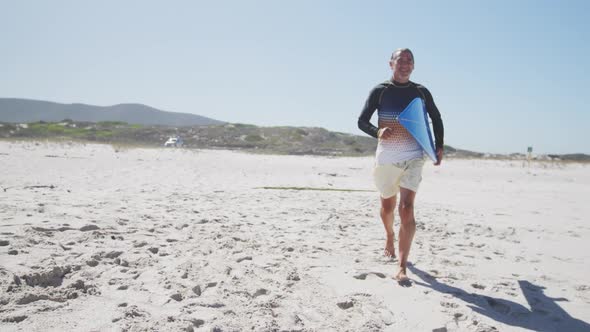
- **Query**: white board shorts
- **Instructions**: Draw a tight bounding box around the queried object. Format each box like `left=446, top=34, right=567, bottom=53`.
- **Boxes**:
left=373, top=158, right=425, bottom=198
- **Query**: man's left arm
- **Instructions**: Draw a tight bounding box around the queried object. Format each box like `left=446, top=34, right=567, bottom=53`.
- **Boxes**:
left=421, top=87, right=444, bottom=165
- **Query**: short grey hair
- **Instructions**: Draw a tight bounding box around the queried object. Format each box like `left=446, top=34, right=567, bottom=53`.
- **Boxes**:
left=391, top=48, right=414, bottom=62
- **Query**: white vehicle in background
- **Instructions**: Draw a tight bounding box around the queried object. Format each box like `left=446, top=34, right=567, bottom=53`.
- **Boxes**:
left=164, top=136, right=183, bottom=147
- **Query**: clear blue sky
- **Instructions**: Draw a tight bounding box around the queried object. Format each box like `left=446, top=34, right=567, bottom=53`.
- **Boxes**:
left=1, top=0, right=589, bottom=154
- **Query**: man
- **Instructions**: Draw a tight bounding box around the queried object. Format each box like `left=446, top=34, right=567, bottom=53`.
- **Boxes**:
left=357, top=48, right=444, bottom=281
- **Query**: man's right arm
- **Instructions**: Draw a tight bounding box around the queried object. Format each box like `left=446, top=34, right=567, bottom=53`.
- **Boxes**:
left=357, top=86, right=382, bottom=138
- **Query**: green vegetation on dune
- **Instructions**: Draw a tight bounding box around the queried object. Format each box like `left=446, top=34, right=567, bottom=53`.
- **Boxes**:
left=244, top=134, right=264, bottom=142
left=10, top=121, right=123, bottom=142
left=93, top=130, right=115, bottom=138
left=97, top=121, right=128, bottom=126
left=5, top=120, right=585, bottom=161
left=2, top=120, right=377, bottom=156
left=28, top=123, right=88, bottom=137
left=233, top=123, right=257, bottom=129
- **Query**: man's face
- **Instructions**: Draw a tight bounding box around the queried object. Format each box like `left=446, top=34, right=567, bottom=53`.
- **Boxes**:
left=390, top=51, right=414, bottom=81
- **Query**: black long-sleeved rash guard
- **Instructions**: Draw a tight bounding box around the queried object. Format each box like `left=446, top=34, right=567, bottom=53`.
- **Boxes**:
left=357, top=81, right=444, bottom=150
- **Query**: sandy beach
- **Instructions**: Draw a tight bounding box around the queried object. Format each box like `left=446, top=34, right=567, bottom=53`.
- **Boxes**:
left=1, top=141, right=589, bottom=331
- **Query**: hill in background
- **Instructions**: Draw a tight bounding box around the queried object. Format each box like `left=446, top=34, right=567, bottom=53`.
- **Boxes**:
left=0, top=98, right=224, bottom=127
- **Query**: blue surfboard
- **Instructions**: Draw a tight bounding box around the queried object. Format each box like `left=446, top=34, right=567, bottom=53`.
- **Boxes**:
left=398, top=97, right=437, bottom=162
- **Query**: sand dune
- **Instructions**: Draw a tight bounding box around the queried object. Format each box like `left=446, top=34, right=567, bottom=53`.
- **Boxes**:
left=1, top=141, right=589, bottom=331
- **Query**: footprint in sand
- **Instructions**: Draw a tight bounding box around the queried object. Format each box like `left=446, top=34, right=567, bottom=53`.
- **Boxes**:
left=286, top=270, right=300, bottom=281
left=353, top=272, right=386, bottom=280
left=2, top=315, right=27, bottom=323
left=192, top=285, right=202, bottom=296
left=236, top=256, right=252, bottom=263
left=133, top=241, right=148, bottom=248
left=252, top=288, right=268, bottom=298
left=86, top=260, right=99, bottom=267
left=440, top=301, right=459, bottom=309
left=189, top=319, right=205, bottom=329
left=170, top=293, right=183, bottom=302
left=337, top=300, right=354, bottom=310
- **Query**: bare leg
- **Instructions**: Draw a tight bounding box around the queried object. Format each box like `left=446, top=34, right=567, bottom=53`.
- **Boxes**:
left=396, top=188, right=417, bottom=281
left=380, top=196, right=396, bottom=258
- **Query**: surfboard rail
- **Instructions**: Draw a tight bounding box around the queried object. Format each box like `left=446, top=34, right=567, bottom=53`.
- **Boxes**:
left=397, top=97, right=437, bottom=162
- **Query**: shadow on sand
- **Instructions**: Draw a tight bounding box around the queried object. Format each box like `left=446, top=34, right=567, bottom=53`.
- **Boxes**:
left=408, top=265, right=590, bottom=332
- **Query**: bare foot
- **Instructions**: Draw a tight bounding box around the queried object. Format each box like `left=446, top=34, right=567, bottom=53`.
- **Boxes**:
left=384, top=233, right=395, bottom=258
left=395, top=267, right=409, bottom=281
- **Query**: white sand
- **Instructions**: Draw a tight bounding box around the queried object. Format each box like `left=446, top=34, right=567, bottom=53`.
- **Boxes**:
left=0, top=141, right=589, bottom=331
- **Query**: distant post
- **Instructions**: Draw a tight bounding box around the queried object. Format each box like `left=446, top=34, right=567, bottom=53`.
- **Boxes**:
left=527, top=146, right=533, bottom=168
